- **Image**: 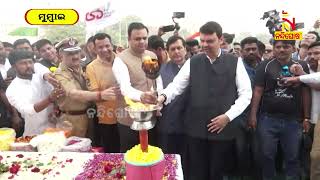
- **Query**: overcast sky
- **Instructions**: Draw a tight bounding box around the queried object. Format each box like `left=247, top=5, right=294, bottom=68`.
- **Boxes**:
left=0, top=0, right=319, bottom=35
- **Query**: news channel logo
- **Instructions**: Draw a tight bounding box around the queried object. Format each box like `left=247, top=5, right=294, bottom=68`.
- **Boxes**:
left=86, top=107, right=129, bottom=119
left=274, top=10, right=303, bottom=40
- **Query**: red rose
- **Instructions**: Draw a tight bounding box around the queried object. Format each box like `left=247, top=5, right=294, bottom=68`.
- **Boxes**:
left=9, top=164, right=20, bottom=174
left=31, top=167, right=40, bottom=173
left=115, top=172, right=122, bottom=179
left=104, top=164, right=112, bottom=173
left=87, top=172, right=93, bottom=178
left=66, top=159, right=73, bottom=163
left=16, top=154, right=24, bottom=158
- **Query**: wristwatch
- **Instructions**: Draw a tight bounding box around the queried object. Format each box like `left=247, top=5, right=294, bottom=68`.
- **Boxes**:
left=160, top=93, right=167, bottom=105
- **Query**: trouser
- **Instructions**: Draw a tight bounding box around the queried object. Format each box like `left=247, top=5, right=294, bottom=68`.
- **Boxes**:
left=301, top=123, right=315, bottom=180
left=158, top=133, right=187, bottom=178
left=234, top=114, right=255, bottom=177
left=236, top=113, right=263, bottom=179
left=98, top=123, right=120, bottom=153
left=90, top=105, right=101, bottom=147
left=311, top=122, right=320, bottom=180
left=61, top=114, right=89, bottom=138
left=158, top=133, right=185, bottom=154
left=185, top=136, right=236, bottom=180
left=258, top=114, right=302, bottom=180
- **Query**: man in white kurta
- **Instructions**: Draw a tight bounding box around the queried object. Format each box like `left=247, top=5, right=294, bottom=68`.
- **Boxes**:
left=282, top=41, right=320, bottom=180
left=6, top=50, right=63, bottom=136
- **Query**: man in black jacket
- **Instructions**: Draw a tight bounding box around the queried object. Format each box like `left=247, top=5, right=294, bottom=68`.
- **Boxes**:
left=158, top=21, right=252, bottom=180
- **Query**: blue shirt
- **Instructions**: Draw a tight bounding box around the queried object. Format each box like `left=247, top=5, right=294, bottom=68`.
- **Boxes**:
left=243, top=61, right=256, bottom=88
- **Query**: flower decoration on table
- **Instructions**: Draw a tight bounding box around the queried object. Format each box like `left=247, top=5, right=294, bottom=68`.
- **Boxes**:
left=0, top=154, right=75, bottom=179
left=75, top=154, right=125, bottom=180
left=163, top=154, right=178, bottom=180
left=10, top=136, right=36, bottom=152
left=75, top=153, right=178, bottom=180
left=7, top=129, right=91, bottom=153
left=29, top=132, right=66, bottom=152
left=14, top=136, right=35, bottom=143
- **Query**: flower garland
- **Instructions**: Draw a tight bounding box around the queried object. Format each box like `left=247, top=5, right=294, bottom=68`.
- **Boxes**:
left=75, top=154, right=178, bottom=180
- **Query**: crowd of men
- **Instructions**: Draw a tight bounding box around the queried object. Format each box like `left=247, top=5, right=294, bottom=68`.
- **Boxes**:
left=1, top=19, right=320, bottom=180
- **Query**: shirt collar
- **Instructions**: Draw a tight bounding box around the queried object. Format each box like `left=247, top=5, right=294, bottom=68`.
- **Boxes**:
left=206, top=49, right=222, bottom=64
left=60, top=62, right=82, bottom=74
left=168, top=59, right=186, bottom=69
left=16, top=76, right=32, bottom=83
left=243, top=60, right=256, bottom=70
left=43, top=58, right=57, bottom=67
left=97, top=53, right=116, bottom=65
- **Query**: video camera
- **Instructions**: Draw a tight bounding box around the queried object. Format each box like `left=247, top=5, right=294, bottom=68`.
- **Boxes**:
left=261, top=9, right=304, bottom=36
left=161, top=12, right=185, bottom=33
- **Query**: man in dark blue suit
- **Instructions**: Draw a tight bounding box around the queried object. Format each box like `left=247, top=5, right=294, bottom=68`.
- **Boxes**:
left=157, top=35, right=189, bottom=176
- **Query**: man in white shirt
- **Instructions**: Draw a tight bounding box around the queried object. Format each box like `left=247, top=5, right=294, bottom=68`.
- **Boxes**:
left=282, top=41, right=320, bottom=180
left=112, top=22, right=161, bottom=152
left=112, top=22, right=159, bottom=104
left=6, top=50, right=65, bottom=136
left=158, top=21, right=252, bottom=180
left=301, top=41, right=320, bottom=180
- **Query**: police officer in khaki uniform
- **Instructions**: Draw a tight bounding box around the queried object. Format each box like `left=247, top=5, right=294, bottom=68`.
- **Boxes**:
left=54, top=38, right=121, bottom=137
